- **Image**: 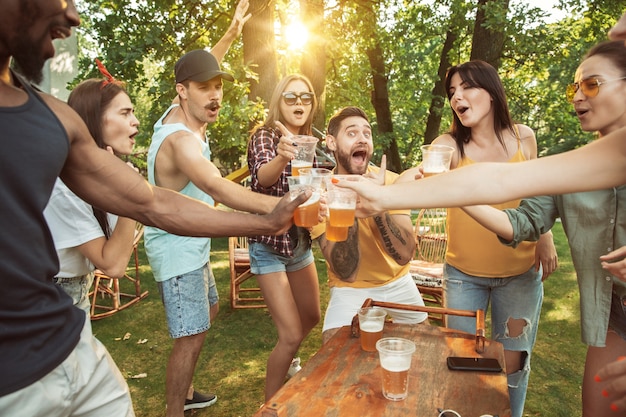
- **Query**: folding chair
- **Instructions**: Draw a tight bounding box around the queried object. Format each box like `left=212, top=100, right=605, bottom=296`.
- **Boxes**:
left=229, top=236, right=266, bottom=309
left=410, top=208, right=447, bottom=324
left=352, top=298, right=486, bottom=353
left=89, top=223, right=149, bottom=319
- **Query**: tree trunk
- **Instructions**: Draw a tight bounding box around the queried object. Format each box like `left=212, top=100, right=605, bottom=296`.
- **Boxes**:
left=423, top=29, right=457, bottom=145
left=358, top=0, right=402, bottom=173
left=299, top=0, right=326, bottom=135
left=243, top=0, right=278, bottom=104
left=470, top=0, right=510, bottom=69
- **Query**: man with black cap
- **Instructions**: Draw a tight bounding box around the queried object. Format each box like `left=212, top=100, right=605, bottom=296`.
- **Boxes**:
left=144, top=47, right=282, bottom=415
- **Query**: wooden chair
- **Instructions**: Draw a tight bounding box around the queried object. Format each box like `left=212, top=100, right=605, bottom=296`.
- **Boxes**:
left=352, top=298, right=486, bottom=353
left=89, top=223, right=149, bottom=320
left=409, top=208, right=447, bottom=324
left=229, top=236, right=266, bottom=309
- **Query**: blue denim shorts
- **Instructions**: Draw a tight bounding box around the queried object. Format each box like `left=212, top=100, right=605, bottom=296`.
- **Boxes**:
left=157, top=263, right=218, bottom=339
left=609, top=290, right=626, bottom=341
left=249, top=235, right=314, bottom=275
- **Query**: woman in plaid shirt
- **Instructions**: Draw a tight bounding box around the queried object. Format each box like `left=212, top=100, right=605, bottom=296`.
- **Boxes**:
left=246, top=74, right=321, bottom=401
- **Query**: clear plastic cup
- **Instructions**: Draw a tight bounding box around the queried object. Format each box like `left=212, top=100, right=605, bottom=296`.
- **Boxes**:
left=291, top=136, right=318, bottom=176
left=421, top=144, right=454, bottom=177
left=376, top=337, right=416, bottom=401
left=358, top=307, right=386, bottom=352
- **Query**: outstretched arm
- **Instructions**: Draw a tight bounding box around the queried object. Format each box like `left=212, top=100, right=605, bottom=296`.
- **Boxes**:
left=55, top=95, right=307, bottom=238
left=337, top=126, right=626, bottom=216
left=210, top=0, right=251, bottom=62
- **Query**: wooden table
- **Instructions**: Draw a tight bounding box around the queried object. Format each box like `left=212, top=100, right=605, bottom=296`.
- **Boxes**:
left=254, top=323, right=510, bottom=417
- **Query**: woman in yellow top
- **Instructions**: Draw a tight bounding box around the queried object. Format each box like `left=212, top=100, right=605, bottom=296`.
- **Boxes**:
left=431, top=60, right=557, bottom=417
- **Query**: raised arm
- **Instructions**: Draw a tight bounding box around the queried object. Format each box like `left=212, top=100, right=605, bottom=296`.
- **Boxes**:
left=210, top=0, right=251, bottom=63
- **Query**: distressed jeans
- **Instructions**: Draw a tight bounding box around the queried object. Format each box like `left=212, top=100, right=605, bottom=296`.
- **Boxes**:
left=444, top=264, right=543, bottom=417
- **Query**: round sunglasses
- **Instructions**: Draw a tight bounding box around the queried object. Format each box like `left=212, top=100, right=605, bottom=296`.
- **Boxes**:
left=566, top=76, right=626, bottom=103
left=282, top=91, right=314, bottom=105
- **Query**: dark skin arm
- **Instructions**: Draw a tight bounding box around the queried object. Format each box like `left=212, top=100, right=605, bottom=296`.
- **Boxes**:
left=49, top=94, right=307, bottom=238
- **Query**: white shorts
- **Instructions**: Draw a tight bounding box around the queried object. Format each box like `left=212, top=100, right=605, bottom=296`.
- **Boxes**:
left=322, top=272, right=428, bottom=332
left=0, top=318, right=134, bottom=417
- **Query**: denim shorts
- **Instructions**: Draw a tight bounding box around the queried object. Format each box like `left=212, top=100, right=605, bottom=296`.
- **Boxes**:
left=157, top=263, right=218, bottom=339
left=53, top=272, right=94, bottom=314
left=609, top=290, right=626, bottom=341
left=249, top=236, right=314, bottom=275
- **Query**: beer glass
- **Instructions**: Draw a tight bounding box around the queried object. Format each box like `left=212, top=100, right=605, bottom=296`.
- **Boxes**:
left=358, top=307, right=386, bottom=352
left=287, top=176, right=320, bottom=227
left=421, top=144, right=454, bottom=177
left=376, top=337, right=416, bottom=401
left=291, top=136, right=318, bottom=176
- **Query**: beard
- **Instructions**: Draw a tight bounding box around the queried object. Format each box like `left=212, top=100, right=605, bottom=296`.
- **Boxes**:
left=10, top=41, right=46, bottom=85
left=334, top=148, right=371, bottom=175
left=10, top=2, right=47, bottom=84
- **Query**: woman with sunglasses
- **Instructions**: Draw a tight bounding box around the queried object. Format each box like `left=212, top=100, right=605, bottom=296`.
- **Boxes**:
left=246, top=74, right=321, bottom=401
left=423, top=60, right=557, bottom=417
left=43, top=61, right=140, bottom=313
left=451, top=40, right=626, bottom=416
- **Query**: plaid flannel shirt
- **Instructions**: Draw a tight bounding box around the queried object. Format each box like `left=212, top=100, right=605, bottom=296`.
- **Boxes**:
left=247, top=126, right=316, bottom=257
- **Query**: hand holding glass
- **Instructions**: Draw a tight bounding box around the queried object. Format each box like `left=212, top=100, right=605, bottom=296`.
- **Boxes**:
left=287, top=176, right=320, bottom=227
left=291, top=135, right=318, bottom=176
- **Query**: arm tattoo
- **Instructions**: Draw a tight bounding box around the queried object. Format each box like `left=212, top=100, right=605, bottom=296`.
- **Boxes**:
left=374, top=213, right=406, bottom=263
left=330, top=223, right=359, bottom=281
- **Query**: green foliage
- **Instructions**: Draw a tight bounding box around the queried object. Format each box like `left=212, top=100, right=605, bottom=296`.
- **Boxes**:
left=73, top=0, right=626, bottom=172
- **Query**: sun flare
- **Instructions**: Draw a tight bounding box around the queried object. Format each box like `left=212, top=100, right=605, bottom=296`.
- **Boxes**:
left=284, top=21, right=309, bottom=51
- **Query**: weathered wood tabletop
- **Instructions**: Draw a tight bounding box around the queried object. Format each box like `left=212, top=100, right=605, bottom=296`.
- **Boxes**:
left=255, top=323, right=511, bottom=417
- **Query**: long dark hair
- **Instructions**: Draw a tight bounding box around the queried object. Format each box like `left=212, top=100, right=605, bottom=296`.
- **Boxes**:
left=445, top=60, right=515, bottom=159
left=67, top=79, right=128, bottom=238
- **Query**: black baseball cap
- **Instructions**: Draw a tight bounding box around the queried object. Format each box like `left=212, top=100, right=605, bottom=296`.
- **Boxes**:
left=175, top=49, right=234, bottom=83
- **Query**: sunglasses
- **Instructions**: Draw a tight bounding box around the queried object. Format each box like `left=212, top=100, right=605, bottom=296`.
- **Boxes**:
left=566, top=76, right=626, bottom=103
left=282, top=91, right=314, bottom=105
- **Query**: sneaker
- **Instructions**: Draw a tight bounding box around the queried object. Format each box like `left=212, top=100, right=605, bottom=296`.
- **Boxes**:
left=287, top=357, right=302, bottom=379
left=184, top=390, right=217, bottom=411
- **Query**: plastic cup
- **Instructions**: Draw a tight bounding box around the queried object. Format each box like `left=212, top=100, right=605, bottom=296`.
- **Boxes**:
left=421, top=144, right=454, bottom=177
left=292, top=136, right=318, bottom=176
left=300, top=167, right=333, bottom=191
left=327, top=188, right=357, bottom=227
left=325, top=222, right=349, bottom=242
left=287, top=176, right=320, bottom=227
left=358, top=307, right=387, bottom=352
left=376, top=337, right=416, bottom=401
left=299, top=167, right=332, bottom=191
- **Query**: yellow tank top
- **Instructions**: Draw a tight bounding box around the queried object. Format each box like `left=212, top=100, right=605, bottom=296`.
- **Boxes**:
left=445, top=136, right=536, bottom=277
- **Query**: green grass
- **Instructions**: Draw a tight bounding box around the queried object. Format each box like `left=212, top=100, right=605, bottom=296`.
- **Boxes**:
left=92, top=221, right=584, bottom=416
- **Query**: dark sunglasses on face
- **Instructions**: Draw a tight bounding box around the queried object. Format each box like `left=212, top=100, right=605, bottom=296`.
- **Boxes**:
left=566, top=76, right=626, bottom=103
left=282, top=91, right=314, bottom=105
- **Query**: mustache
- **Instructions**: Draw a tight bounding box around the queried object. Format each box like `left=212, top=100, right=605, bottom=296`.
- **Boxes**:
left=206, top=101, right=221, bottom=111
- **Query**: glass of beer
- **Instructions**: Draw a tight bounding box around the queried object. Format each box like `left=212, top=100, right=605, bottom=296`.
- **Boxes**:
left=299, top=167, right=332, bottom=191
left=358, top=307, right=387, bottom=352
left=325, top=221, right=349, bottom=242
left=291, top=136, right=318, bottom=176
left=327, top=188, right=357, bottom=227
left=420, top=144, right=454, bottom=177
left=376, top=337, right=416, bottom=401
left=287, top=176, right=320, bottom=227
